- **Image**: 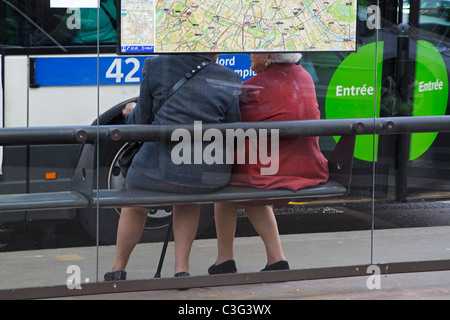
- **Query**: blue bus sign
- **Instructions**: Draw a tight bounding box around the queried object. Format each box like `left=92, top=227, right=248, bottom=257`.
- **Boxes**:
left=33, top=55, right=254, bottom=87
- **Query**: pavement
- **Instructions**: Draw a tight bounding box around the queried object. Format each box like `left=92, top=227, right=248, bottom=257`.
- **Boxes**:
left=56, top=270, right=450, bottom=300
left=0, top=225, right=450, bottom=299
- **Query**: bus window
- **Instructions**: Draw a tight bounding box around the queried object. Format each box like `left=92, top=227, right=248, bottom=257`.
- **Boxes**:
left=417, top=0, right=450, bottom=44
left=0, top=0, right=117, bottom=48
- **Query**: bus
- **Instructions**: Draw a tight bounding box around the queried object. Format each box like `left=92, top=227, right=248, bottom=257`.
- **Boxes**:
left=0, top=0, right=249, bottom=244
left=1, top=0, right=449, bottom=245
left=1, top=0, right=148, bottom=243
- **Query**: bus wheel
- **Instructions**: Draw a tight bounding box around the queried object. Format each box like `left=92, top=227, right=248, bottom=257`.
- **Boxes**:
left=106, top=142, right=175, bottom=243
left=76, top=98, right=214, bottom=245
left=76, top=138, right=214, bottom=245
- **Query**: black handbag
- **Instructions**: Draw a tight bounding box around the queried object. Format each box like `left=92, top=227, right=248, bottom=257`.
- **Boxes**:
left=118, top=60, right=212, bottom=177
left=118, top=141, right=143, bottom=177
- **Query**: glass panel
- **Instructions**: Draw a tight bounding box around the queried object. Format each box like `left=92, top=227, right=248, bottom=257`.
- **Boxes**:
left=0, top=0, right=117, bottom=47
left=373, top=0, right=450, bottom=267
left=0, top=0, right=406, bottom=295
left=98, top=0, right=376, bottom=283
left=294, top=0, right=379, bottom=270
left=0, top=1, right=107, bottom=290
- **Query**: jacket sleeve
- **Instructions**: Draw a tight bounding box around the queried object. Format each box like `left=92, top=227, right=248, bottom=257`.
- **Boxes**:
left=126, top=58, right=154, bottom=125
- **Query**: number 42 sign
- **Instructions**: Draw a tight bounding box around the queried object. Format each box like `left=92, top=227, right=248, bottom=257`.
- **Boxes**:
left=50, top=0, right=99, bottom=8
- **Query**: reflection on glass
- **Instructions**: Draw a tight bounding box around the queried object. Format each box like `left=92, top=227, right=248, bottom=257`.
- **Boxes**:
left=373, top=0, right=450, bottom=266
left=0, top=0, right=117, bottom=48
left=0, top=0, right=449, bottom=296
left=0, top=0, right=112, bottom=291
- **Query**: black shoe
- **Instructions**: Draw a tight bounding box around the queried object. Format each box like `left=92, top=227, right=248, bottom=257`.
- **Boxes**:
left=208, top=260, right=237, bottom=275
left=174, top=271, right=190, bottom=277
left=261, top=260, right=290, bottom=272
left=104, top=270, right=127, bottom=281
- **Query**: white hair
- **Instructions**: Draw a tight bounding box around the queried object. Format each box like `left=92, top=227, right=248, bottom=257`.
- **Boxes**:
left=273, top=53, right=303, bottom=63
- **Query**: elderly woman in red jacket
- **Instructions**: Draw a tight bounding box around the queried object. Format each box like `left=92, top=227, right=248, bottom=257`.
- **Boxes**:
left=209, top=53, right=329, bottom=274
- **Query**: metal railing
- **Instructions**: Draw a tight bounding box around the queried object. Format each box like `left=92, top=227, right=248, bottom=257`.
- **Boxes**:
left=1, top=116, right=449, bottom=145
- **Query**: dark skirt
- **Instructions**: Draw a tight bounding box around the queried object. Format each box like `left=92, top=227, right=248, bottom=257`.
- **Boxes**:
left=126, top=165, right=219, bottom=194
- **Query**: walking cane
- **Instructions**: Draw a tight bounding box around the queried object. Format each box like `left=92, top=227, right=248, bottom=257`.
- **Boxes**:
left=154, top=214, right=173, bottom=278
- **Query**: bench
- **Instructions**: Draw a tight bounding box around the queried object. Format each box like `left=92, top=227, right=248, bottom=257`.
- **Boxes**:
left=1, top=116, right=449, bottom=284
left=4, top=114, right=449, bottom=214
left=0, top=123, right=356, bottom=278
left=0, top=191, right=90, bottom=212
left=0, top=135, right=355, bottom=213
left=92, top=180, right=348, bottom=208
left=92, top=136, right=354, bottom=208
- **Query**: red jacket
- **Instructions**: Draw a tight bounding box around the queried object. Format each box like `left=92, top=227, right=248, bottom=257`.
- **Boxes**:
left=230, top=63, right=329, bottom=194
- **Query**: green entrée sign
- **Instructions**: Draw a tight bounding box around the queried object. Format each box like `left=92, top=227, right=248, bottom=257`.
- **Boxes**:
left=325, top=40, right=448, bottom=161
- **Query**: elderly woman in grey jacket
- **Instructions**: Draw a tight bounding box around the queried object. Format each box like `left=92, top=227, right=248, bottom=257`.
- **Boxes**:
left=105, top=54, right=241, bottom=280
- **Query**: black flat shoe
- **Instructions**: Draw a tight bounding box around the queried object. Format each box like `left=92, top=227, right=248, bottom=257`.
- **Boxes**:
left=104, top=270, right=127, bottom=281
left=260, top=260, right=290, bottom=272
left=174, top=271, right=190, bottom=277
left=208, top=260, right=237, bottom=275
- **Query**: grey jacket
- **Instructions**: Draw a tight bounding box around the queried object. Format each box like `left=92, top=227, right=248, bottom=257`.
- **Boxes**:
left=126, top=54, right=242, bottom=189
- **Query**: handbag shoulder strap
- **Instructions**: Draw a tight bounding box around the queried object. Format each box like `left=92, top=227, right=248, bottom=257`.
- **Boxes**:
left=150, top=60, right=212, bottom=122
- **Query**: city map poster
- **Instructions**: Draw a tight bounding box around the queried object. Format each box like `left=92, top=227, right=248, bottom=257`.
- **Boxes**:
left=119, top=0, right=357, bottom=54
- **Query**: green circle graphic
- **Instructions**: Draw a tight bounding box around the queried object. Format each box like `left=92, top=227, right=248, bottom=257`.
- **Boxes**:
left=411, top=40, right=449, bottom=160
left=325, top=42, right=383, bottom=162
left=325, top=40, right=448, bottom=161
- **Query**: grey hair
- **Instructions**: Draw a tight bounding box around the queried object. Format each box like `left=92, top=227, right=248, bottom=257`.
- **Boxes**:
left=272, top=53, right=303, bottom=63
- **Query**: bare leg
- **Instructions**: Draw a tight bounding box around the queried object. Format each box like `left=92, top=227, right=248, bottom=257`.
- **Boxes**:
left=213, top=202, right=238, bottom=264
left=110, top=207, right=148, bottom=272
left=244, top=205, right=286, bottom=265
left=172, top=203, right=201, bottom=274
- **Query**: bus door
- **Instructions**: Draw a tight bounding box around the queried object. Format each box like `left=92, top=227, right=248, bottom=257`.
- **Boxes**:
left=322, top=0, right=450, bottom=201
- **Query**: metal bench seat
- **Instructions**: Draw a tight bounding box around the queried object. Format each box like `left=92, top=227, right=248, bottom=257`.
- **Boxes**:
left=0, top=191, right=90, bottom=212
left=0, top=180, right=347, bottom=213
left=92, top=180, right=348, bottom=208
